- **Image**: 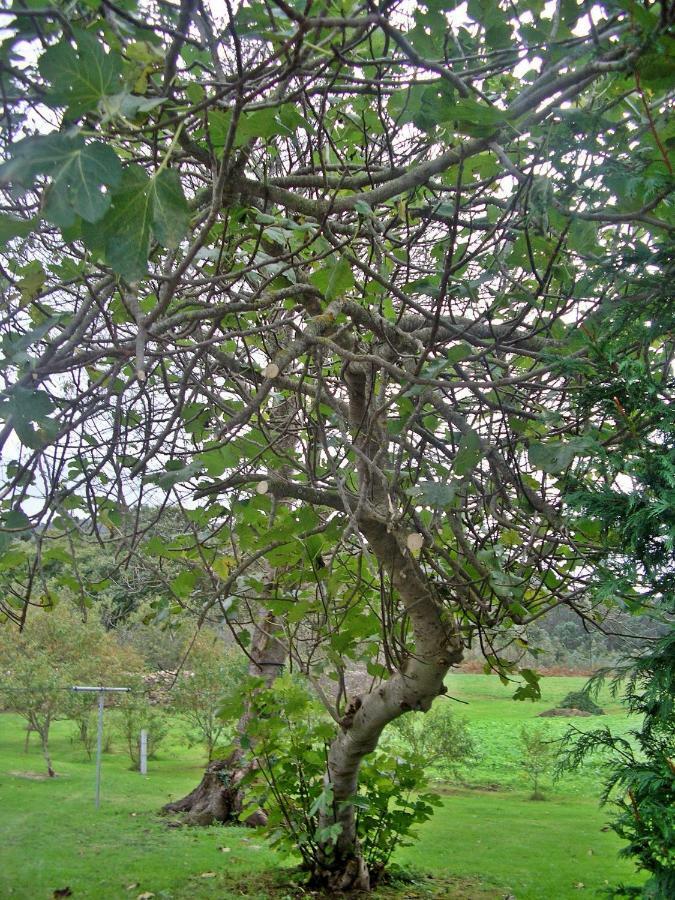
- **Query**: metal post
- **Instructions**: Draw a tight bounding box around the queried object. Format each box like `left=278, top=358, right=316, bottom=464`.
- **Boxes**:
left=140, top=729, right=148, bottom=776
left=95, top=690, right=104, bottom=809
left=71, top=686, right=130, bottom=808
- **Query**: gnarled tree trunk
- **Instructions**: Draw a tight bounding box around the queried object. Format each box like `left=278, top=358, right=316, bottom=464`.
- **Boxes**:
left=309, top=360, right=464, bottom=890
left=312, top=520, right=463, bottom=890
left=162, top=612, right=285, bottom=824
left=162, top=756, right=245, bottom=825
left=164, top=390, right=296, bottom=825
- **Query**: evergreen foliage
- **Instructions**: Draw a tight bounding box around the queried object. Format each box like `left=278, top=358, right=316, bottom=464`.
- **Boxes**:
left=557, top=254, right=674, bottom=898
left=558, top=632, right=675, bottom=899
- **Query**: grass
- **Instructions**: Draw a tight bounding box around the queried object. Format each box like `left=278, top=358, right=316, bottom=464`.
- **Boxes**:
left=0, top=675, right=643, bottom=899
left=0, top=713, right=281, bottom=899
left=398, top=789, right=639, bottom=899
left=441, top=673, right=631, bottom=794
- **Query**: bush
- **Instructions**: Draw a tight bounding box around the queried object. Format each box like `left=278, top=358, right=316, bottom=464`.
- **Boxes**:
left=519, top=724, right=556, bottom=800
left=356, top=750, right=441, bottom=879
left=70, top=709, right=115, bottom=759
left=169, top=633, right=246, bottom=762
left=388, top=703, right=476, bottom=779
left=115, top=602, right=192, bottom=671
left=65, top=638, right=143, bottom=759
left=116, top=690, right=168, bottom=769
left=236, top=674, right=439, bottom=885
left=559, top=691, right=604, bottom=714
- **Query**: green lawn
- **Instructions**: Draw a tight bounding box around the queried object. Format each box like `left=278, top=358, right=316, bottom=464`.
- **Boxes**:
left=443, top=674, right=631, bottom=794
left=399, top=789, right=639, bottom=900
left=0, top=675, right=643, bottom=899
left=0, top=713, right=282, bottom=899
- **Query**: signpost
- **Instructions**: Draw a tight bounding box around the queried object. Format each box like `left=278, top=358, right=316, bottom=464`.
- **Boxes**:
left=71, top=686, right=130, bottom=808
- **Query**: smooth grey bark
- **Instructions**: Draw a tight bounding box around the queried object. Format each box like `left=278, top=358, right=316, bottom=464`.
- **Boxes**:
left=36, top=719, right=55, bottom=778
left=315, top=520, right=463, bottom=890
left=311, top=360, right=464, bottom=891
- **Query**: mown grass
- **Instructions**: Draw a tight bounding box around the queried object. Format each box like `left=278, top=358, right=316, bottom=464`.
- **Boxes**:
left=442, top=673, right=631, bottom=794
left=398, top=789, right=640, bottom=899
left=0, top=675, right=643, bottom=899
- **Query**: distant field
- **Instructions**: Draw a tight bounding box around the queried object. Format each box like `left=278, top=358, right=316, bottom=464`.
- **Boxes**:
left=442, top=673, right=631, bottom=794
left=0, top=674, right=643, bottom=899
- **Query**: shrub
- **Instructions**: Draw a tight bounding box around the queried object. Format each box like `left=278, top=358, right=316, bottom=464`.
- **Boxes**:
left=388, top=703, right=477, bottom=779
left=169, top=633, right=246, bottom=762
left=559, top=691, right=604, bottom=715
left=116, top=690, right=168, bottom=770
left=65, top=638, right=143, bottom=759
left=236, top=674, right=439, bottom=885
left=519, top=724, right=555, bottom=800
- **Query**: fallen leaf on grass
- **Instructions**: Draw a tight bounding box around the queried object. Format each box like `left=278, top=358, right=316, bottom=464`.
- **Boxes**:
left=574, top=883, right=585, bottom=890
left=219, top=847, right=231, bottom=853
left=137, top=893, right=155, bottom=899
left=199, top=872, right=217, bottom=878
left=125, top=884, right=139, bottom=891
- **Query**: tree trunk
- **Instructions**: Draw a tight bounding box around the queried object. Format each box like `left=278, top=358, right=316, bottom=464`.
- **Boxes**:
left=310, top=362, right=464, bottom=889
left=79, top=718, right=93, bottom=760
left=310, top=519, right=464, bottom=889
left=164, top=390, right=295, bottom=825
left=162, top=612, right=285, bottom=825
left=39, top=729, right=55, bottom=778
left=162, top=756, right=253, bottom=825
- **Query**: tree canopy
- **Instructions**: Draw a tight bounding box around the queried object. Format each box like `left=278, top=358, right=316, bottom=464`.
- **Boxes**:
left=0, top=0, right=673, bottom=888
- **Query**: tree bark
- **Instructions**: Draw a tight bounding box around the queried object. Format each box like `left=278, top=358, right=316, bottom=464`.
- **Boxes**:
left=162, top=612, right=285, bottom=825
left=161, top=756, right=249, bottom=825
left=312, top=520, right=463, bottom=889
left=39, top=729, right=55, bottom=778
left=310, top=361, right=464, bottom=889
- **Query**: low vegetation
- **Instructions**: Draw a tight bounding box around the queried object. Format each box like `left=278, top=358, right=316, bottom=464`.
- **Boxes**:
left=559, top=691, right=605, bottom=716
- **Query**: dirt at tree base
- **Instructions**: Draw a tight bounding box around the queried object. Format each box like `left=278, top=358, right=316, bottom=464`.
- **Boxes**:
left=8, top=770, right=55, bottom=780
left=538, top=707, right=592, bottom=717
left=173, top=867, right=502, bottom=898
